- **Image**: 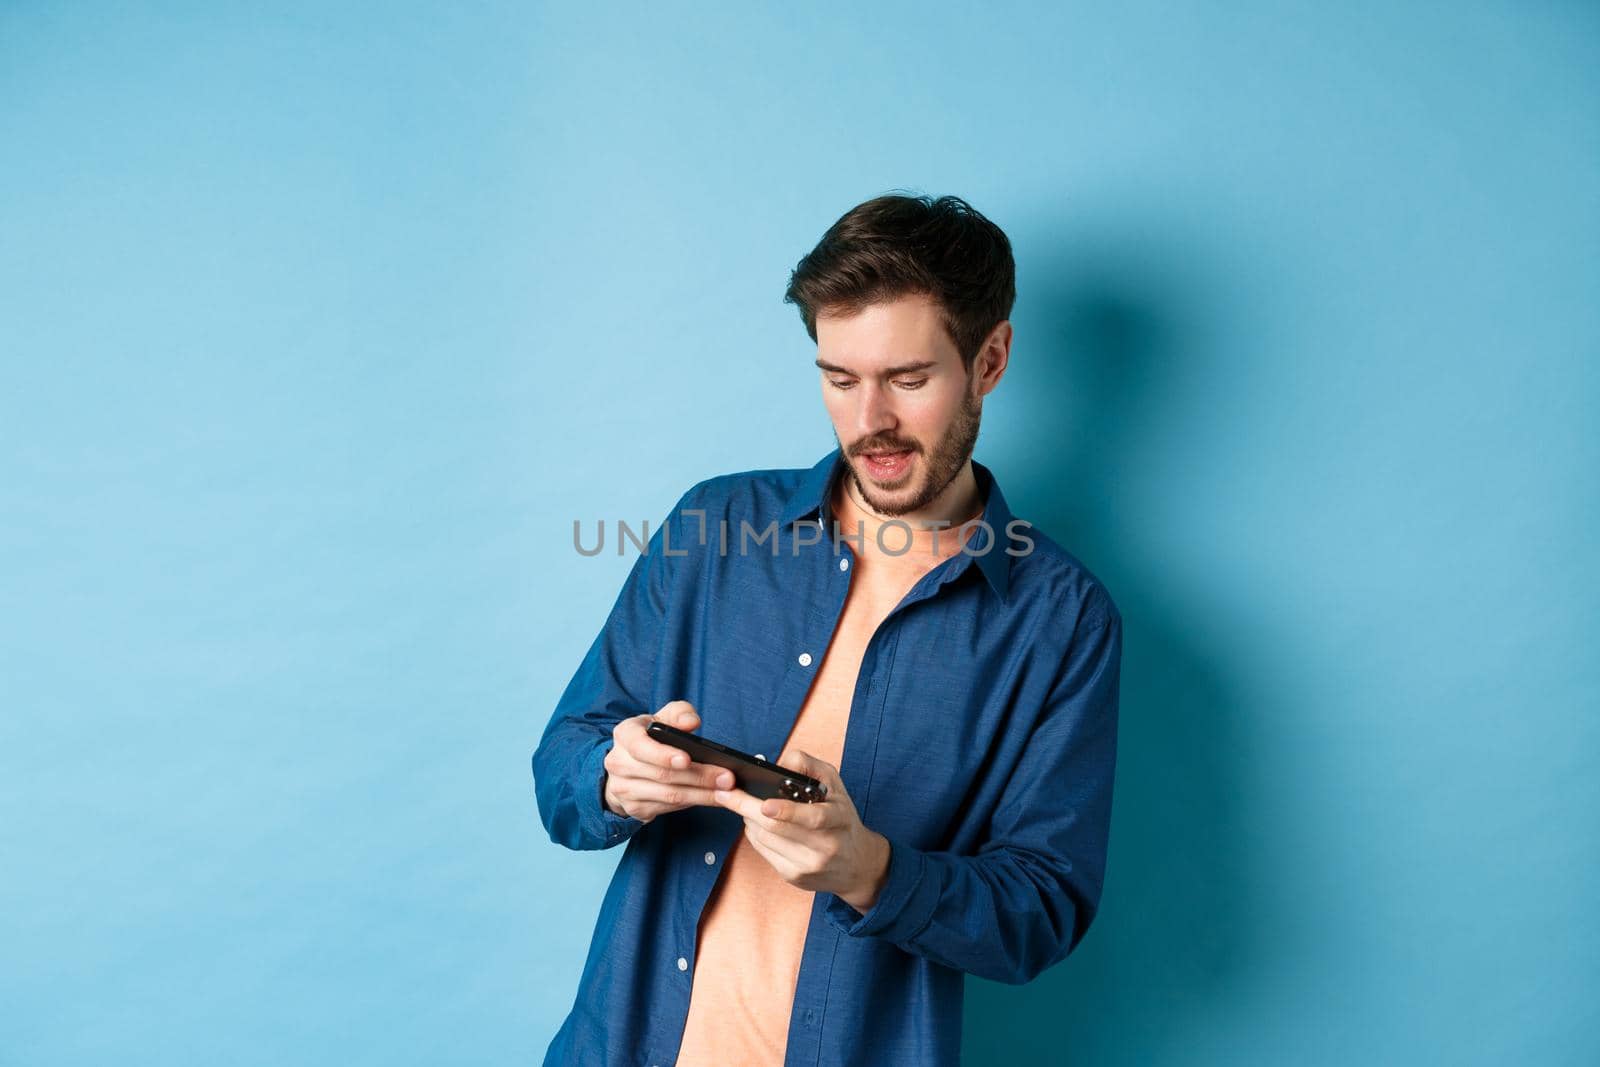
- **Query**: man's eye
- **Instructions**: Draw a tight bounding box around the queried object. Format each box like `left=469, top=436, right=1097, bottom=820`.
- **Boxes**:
left=894, top=378, right=928, bottom=390
left=828, top=378, right=856, bottom=390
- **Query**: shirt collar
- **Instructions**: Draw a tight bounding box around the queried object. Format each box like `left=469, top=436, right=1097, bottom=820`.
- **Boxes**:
left=779, top=447, right=1015, bottom=601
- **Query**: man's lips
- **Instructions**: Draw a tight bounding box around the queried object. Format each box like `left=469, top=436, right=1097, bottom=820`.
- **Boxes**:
left=859, top=449, right=915, bottom=479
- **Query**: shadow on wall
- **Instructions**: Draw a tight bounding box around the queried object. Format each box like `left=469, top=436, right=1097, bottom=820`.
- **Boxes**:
left=962, top=238, right=1274, bottom=1064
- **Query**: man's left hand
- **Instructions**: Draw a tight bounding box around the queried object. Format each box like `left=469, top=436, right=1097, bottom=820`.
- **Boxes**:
left=712, top=750, right=890, bottom=914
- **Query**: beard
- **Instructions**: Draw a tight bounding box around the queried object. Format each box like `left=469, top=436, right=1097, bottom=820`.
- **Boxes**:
left=839, top=386, right=983, bottom=518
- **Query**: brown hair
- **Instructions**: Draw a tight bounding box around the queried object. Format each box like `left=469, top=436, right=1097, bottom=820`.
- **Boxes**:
left=783, top=191, right=1016, bottom=370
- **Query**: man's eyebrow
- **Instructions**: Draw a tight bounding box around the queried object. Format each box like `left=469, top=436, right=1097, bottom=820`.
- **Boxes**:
left=814, top=358, right=937, bottom=377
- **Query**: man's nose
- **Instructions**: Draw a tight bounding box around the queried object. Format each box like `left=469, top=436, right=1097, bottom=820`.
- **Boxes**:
left=855, top=383, right=896, bottom=438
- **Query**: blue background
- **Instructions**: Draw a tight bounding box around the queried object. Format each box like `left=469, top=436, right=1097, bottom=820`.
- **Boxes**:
left=2, top=2, right=1595, bottom=1064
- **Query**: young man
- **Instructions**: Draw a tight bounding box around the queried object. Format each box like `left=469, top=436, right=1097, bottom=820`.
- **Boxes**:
left=534, top=194, right=1123, bottom=1067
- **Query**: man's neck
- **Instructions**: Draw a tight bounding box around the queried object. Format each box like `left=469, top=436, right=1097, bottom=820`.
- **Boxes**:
left=830, top=461, right=986, bottom=558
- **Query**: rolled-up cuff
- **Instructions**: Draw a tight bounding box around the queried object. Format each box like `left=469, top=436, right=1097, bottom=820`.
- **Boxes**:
left=578, top=738, right=645, bottom=848
left=822, top=834, right=939, bottom=942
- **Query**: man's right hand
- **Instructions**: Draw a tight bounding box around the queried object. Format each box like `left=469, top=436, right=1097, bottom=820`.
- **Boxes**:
left=602, top=701, right=735, bottom=823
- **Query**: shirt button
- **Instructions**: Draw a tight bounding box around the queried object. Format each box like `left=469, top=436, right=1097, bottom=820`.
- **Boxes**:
left=798, top=652, right=813, bottom=667
left=677, top=957, right=688, bottom=971
left=704, top=851, right=716, bottom=865
left=839, top=557, right=849, bottom=571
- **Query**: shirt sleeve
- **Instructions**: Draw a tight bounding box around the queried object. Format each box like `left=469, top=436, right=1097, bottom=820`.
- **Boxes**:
left=531, top=488, right=693, bottom=852
left=821, top=608, right=1123, bottom=984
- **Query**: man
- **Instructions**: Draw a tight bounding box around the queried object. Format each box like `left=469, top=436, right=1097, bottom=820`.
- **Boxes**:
left=533, top=193, right=1122, bottom=1066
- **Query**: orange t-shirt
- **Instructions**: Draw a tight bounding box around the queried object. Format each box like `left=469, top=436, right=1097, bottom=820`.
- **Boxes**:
left=673, top=476, right=982, bottom=1066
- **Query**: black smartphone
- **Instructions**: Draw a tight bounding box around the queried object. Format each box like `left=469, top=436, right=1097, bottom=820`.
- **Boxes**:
left=646, top=721, right=829, bottom=803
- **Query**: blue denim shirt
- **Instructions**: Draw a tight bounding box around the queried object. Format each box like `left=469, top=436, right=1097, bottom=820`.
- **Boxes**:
left=534, top=448, right=1122, bottom=1066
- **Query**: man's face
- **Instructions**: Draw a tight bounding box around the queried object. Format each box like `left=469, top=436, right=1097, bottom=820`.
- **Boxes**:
left=814, top=292, right=987, bottom=517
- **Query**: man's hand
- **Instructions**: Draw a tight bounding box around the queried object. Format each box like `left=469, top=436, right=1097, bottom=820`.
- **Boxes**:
left=603, top=701, right=735, bottom=823
left=712, top=750, right=891, bottom=913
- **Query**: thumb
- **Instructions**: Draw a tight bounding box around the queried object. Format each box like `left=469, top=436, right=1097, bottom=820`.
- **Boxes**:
left=791, top=749, right=838, bottom=785
left=655, top=700, right=699, bottom=728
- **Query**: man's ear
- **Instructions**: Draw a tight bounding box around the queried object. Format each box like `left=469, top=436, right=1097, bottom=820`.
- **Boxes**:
left=972, top=320, right=1012, bottom=394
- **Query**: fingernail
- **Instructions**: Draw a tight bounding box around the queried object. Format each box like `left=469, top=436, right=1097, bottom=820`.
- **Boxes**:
left=713, top=789, right=728, bottom=801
